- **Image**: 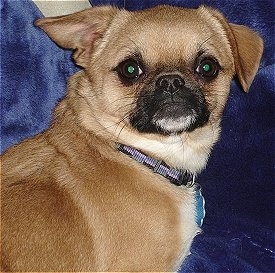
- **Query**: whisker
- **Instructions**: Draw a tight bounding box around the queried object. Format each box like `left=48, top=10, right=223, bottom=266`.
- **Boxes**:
left=198, top=33, right=220, bottom=50
left=116, top=123, right=127, bottom=143
left=180, top=134, right=185, bottom=167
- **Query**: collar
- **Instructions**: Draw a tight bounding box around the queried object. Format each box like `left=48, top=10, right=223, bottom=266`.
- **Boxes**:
left=116, top=143, right=195, bottom=187
left=116, top=143, right=205, bottom=227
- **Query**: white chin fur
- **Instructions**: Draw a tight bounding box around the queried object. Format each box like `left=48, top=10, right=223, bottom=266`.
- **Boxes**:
left=155, top=115, right=196, bottom=133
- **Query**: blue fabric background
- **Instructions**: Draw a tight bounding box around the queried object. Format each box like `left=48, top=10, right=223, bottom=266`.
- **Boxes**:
left=1, top=0, right=274, bottom=272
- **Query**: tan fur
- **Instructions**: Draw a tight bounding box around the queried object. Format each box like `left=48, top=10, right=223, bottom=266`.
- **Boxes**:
left=1, top=5, right=263, bottom=271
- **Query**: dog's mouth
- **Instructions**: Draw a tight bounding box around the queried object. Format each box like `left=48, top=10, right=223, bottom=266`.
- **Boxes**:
left=129, top=87, right=210, bottom=135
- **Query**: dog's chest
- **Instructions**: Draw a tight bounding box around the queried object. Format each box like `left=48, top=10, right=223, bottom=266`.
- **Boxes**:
left=69, top=159, right=199, bottom=270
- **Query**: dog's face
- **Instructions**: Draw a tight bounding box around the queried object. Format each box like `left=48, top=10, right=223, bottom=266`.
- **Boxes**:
left=105, top=9, right=233, bottom=136
left=35, top=5, right=263, bottom=170
left=79, top=6, right=235, bottom=136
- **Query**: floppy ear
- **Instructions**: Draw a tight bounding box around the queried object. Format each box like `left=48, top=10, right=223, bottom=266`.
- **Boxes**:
left=229, top=23, right=264, bottom=92
left=35, top=6, right=118, bottom=67
left=201, top=6, right=263, bottom=92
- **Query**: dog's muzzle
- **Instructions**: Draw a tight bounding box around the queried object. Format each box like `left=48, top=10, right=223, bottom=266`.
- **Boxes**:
left=130, top=73, right=210, bottom=135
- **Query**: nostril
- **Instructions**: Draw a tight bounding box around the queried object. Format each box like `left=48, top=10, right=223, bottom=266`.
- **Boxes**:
left=156, top=77, right=169, bottom=89
left=173, top=77, right=184, bottom=88
left=156, top=74, right=185, bottom=94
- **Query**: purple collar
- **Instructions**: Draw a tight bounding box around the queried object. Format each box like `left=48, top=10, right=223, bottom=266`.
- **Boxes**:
left=116, top=143, right=195, bottom=187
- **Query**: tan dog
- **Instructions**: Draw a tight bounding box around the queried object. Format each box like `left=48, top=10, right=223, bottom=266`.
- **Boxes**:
left=1, top=5, right=263, bottom=272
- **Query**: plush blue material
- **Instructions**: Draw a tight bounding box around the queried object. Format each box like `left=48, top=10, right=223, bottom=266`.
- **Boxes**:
left=1, top=0, right=274, bottom=272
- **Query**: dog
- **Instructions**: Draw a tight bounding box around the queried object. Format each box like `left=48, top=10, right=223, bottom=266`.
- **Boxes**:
left=1, top=5, right=263, bottom=272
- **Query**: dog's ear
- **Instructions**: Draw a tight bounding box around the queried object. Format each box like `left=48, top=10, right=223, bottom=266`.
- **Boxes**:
left=201, top=7, right=263, bottom=92
left=35, top=6, right=118, bottom=67
left=229, top=23, right=264, bottom=92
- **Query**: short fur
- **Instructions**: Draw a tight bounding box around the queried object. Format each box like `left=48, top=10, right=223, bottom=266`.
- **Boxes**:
left=1, top=5, right=263, bottom=271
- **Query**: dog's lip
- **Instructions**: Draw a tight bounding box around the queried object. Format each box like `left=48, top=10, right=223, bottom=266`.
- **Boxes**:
left=152, top=101, right=196, bottom=123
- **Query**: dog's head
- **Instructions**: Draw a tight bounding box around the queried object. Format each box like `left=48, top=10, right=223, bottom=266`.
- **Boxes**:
left=35, top=5, right=263, bottom=171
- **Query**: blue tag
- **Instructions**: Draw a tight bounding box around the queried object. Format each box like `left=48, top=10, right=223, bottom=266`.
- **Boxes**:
left=195, top=185, right=205, bottom=227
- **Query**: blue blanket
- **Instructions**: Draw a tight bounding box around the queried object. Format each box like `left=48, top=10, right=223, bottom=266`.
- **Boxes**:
left=1, top=0, right=274, bottom=272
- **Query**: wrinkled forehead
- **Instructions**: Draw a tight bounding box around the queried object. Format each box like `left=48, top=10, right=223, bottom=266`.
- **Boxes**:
left=107, top=7, right=232, bottom=67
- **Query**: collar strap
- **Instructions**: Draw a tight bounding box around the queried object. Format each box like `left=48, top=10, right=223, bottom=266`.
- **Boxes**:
left=116, top=143, right=195, bottom=187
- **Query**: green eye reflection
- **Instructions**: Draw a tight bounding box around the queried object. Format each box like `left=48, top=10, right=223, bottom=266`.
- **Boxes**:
left=202, top=63, right=211, bottom=72
left=196, top=58, right=219, bottom=79
left=116, top=58, right=143, bottom=84
left=127, top=65, right=135, bottom=74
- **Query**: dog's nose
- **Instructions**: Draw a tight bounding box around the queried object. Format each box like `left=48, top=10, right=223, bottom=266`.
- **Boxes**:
left=155, top=74, right=185, bottom=94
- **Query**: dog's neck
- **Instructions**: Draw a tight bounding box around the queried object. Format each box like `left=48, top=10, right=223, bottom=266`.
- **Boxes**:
left=78, top=109, right=220, bottom=174
left=116, top=142, right=195, bottom=187
left=58, top=72, right=221, bottom=174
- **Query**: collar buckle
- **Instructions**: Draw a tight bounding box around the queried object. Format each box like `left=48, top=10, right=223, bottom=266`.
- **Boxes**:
left=186, top=174, right=196, bottom=188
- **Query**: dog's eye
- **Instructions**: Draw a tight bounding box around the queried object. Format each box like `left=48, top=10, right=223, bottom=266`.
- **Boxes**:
left=196, top=58, right=220, bottom=79
left=116, top=59, right=143, bottom=84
